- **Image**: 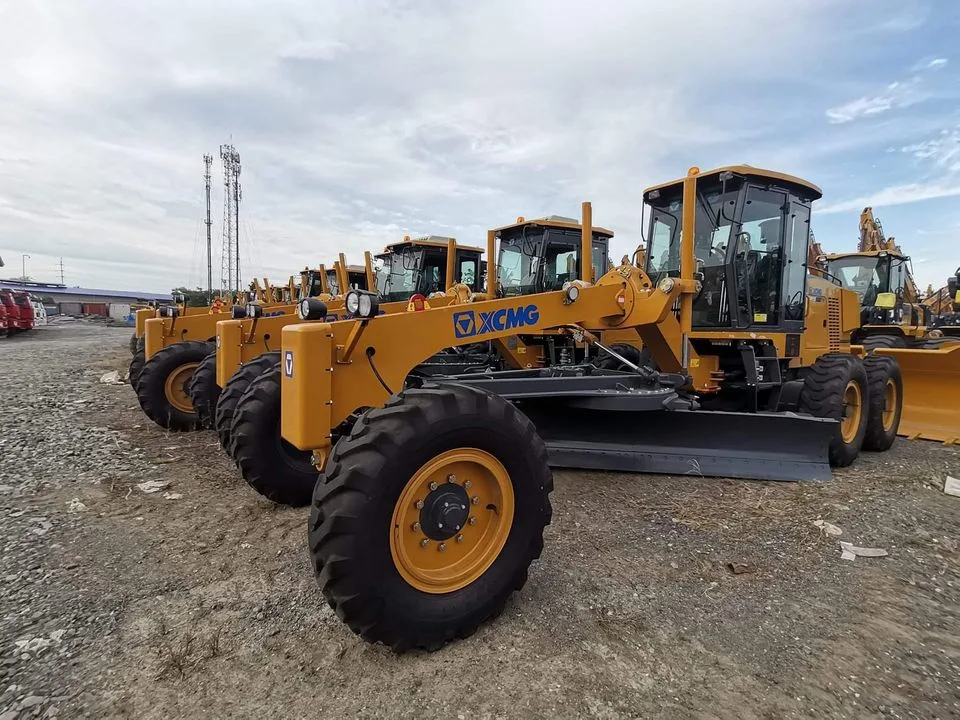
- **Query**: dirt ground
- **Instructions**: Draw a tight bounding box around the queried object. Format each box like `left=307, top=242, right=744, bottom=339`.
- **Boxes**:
left=1, top=321, right=958, bottom=719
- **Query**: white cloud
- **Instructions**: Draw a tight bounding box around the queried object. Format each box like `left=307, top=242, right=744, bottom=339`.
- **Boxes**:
left=901, top=127, right=960, bottom=173
left=818, top=181, right=960, bottom=215
left=825, top=53, right=951, bottom=125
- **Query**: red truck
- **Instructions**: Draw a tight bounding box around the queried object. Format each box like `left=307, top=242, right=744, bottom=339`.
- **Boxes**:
left=0, top=302, right=7, bottom=336
left=0, top=290, right=33, bottom=333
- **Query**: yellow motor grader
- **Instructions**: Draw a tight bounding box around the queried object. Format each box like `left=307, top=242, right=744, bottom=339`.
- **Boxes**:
left=278, top=165, right=905, bottom=651
left=132, top=259, right=374, bottom=431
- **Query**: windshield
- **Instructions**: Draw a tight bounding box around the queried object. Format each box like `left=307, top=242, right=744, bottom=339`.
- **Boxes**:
left=645, top=181, right=739, bottom=284
left=325, top=270, right=340, bottom=296
left=376, top=247, right=422, bottom=302
left=826, top=256, right=889, bottom=305
left=498, top=229, right=542, bottom=296
left=304, top=271, right=325, bottom=298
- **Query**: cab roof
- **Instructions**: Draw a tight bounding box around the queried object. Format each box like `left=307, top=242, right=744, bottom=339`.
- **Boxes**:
left=382, top=237, right=484, bottom=254
left=643, top=165, right=823, bottom=201
left=493, top=214, right=614, bottom=238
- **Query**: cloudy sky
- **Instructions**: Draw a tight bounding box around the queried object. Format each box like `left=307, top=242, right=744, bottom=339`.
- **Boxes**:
left=1, top=0, right=958, bottom=294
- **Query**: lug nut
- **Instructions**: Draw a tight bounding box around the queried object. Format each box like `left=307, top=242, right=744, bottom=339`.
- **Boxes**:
left=447, top=474, right=456, bottom=483
left=438, top=543, right=447, bottom=552
left=468, top=516, right=476, bottom=525
left=429, top=481, right=438, bottom=491
left=420, top=539, right=429, bottom=548
left=415, top=499, right=424, bottom=509
left=456, top=534, right=464, bottom=543
left=471, top=496, right=479, bottom=505
left=464, top=480, right=472, bottom=489
left=411, top=522, right=421, bottom=532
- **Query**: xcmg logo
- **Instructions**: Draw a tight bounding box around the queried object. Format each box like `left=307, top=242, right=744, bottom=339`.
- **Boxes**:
left=453, top=305, right=540, bottom=339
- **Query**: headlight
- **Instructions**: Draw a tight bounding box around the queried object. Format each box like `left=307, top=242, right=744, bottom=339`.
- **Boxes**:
left=562, top=282, right=580, bottom=303
left=346, top=289, right=379, bottom=319
left=231, top=305, right=245, bottom=319
left=345, top=290, right=361, bottom=315
left=298, top=298, right=329, bottom=321
left=657, top=277, right=675, bottom=293
left=246, top=303, right=262, bottom=318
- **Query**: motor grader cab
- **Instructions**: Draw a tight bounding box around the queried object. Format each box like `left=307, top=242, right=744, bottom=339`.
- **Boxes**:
left=375, top=236, right=484, bottom=303
left=277, top=166, right=906, bottom=653
left=821, top=249, right=932, bottom=346
left=476, top=211, right=615, bottom=369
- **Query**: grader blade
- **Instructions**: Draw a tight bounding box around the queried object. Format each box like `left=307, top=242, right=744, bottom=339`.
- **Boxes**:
left=521, top=405, right=837, bottom=482
left=874, top=344, right=960, bottom=444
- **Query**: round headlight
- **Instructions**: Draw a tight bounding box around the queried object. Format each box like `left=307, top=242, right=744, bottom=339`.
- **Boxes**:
left=657, top=277, right=675, bottom=293
left=345, top=290, right=361, bottom=316
left=563, top=282, right=580, bottom=303
left=298, top=298, right=329, bottom=321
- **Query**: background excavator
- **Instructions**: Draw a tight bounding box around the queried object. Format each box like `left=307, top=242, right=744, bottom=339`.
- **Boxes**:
left=819, top=208, right=954, bottom=347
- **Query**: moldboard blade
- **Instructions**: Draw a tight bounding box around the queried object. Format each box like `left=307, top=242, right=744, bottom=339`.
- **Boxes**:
left=522, top=406, right=837, bottom=482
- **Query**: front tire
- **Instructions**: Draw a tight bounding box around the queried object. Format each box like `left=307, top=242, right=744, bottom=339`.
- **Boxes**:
left=187, top=350, right=220, bottom=430
left=231, top=367, right=318, bottom=506
left=135, top=340, right=213, bottom=431
left=309, top=383, right=553, bottom=652
left=128, top=349, right=145, bottom=390
left=799, top=354, right=869, bottom=467
left=214, top=352, right=280, bottom=454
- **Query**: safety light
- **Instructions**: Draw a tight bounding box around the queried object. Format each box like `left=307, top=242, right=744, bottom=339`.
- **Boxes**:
left=246, top=303, right=263, bottom=319
left=231, top=305, right=245, bottom=319
left=346, top=289, right=379, bottom=319
left=562, top=282, right=580, bottom=303
left=297, top=298, right=328, bottom=321
left=657, top=277, right=675, bottom=293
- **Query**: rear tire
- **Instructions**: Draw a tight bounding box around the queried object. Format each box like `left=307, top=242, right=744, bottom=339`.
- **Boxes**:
left=309, top=383, right=553, bottom=652
left=187, top=350, right=220, bottom=430
left=231, top=367, right=318, bottom=507
left=593, top=343, right=646, bottom=371
left=136, top=340, right=213, bottom=431
left=215, top=352, right=280, bottom=454
left=799, top=354, right=869, bottom=467
left=861, top=355, right=902, bottom=451
left=128, top=332, right=138, bottom=355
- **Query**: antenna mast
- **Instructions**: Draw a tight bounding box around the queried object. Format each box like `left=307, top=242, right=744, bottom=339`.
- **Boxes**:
left=219, top=144, right=242, bottom=294
left=203, top=154, right=213, bottom=297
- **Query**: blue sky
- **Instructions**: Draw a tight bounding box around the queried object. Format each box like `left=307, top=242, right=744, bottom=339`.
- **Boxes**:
left=0, top=0, right=958, bottom=293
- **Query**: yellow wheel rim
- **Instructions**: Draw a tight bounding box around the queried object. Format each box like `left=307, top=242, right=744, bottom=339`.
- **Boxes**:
left=390, top=448, right=515, bottom=594
left=840, top=380, right=862, bottom=444
left=163, top=362, right=199, bottom=414
left=881, top=378, right=898, bottom=432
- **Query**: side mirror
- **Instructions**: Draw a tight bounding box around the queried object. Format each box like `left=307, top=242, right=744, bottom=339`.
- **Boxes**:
left=874, top=292, right=897, bottom=310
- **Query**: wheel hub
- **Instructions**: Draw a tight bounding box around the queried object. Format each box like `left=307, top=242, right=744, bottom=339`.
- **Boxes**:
left=419, top=484, right=469, bottom=541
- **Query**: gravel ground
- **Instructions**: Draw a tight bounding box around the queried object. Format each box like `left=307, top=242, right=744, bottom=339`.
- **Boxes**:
left=1, top=321, right=958, bottom=719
